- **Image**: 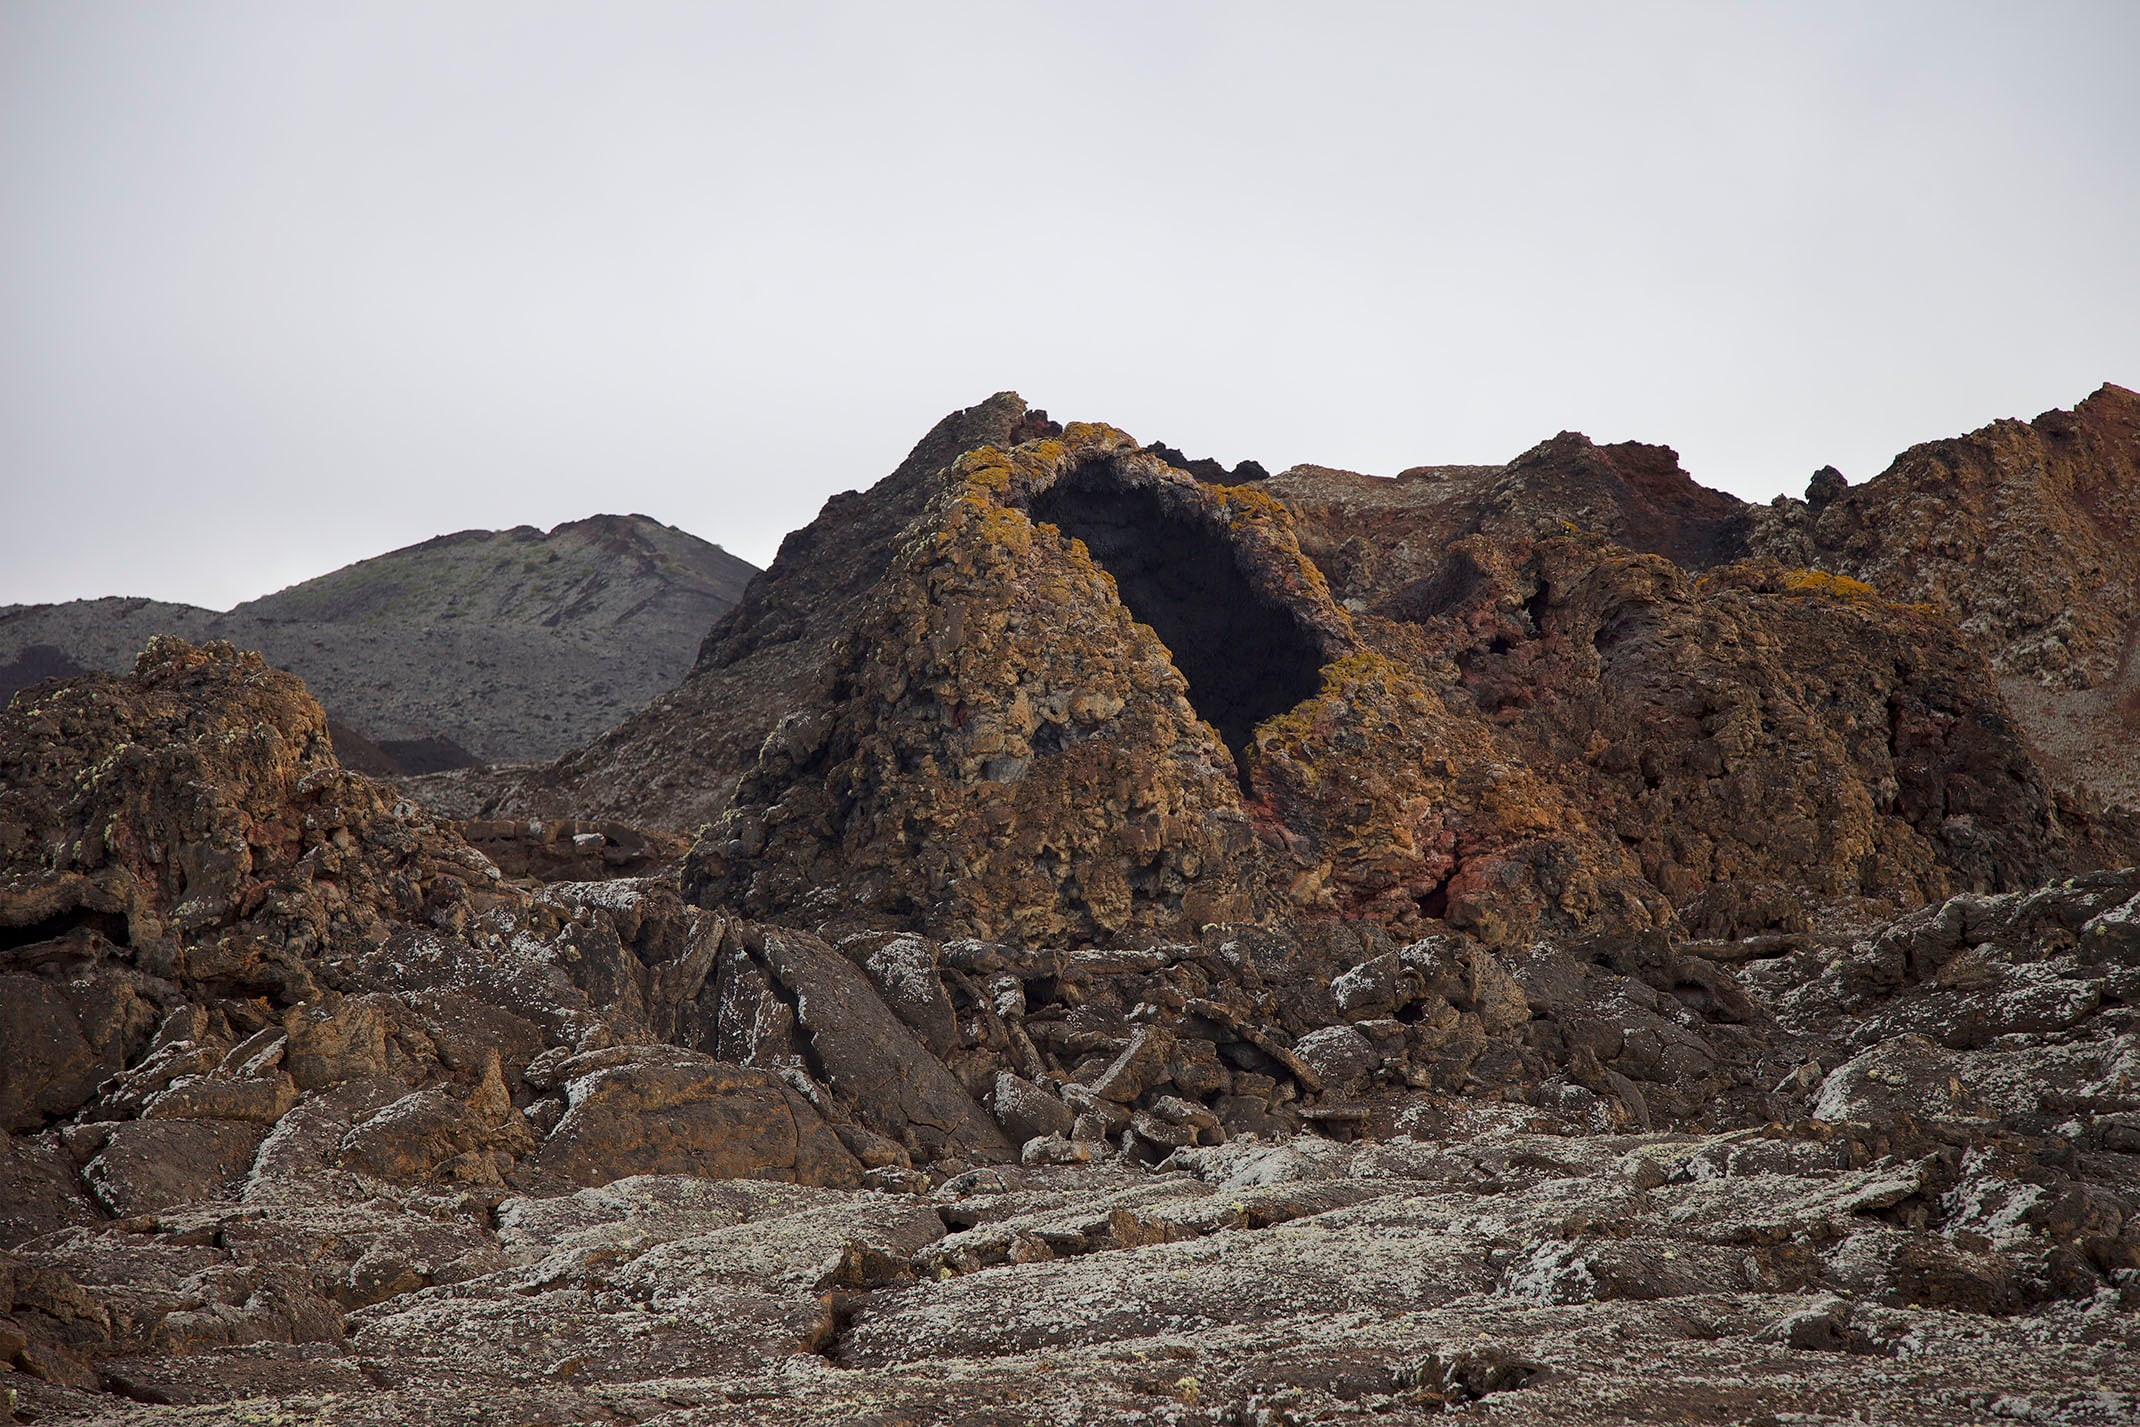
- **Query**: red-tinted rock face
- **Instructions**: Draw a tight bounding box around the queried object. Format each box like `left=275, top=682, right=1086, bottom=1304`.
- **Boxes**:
left=1370, top=538, right=2068, bottom=934
left=1271, top=432, right=1756, bottom=614
left=678, top=419, right=1665, bottom=950
left=1761, top=383, right=2140, bottom=692
left=1273, top=418, right=2120, bottom=937
left=1495, top=434, right=1757, bottom=568
left=432, top=388, right=2131, bottom=947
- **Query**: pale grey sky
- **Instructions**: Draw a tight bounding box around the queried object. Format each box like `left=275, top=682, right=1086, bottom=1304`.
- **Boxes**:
left=4, top=2, right=2137, bottom=609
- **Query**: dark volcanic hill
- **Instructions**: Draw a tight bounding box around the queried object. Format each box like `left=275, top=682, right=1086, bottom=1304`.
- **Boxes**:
left=0, top=514, right=756, bottom=772
left=424, top=389, right=2135, bottom=950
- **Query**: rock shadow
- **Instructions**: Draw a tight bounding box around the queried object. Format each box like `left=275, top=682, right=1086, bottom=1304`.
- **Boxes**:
left=1029, top=462, right=1327, bottom=777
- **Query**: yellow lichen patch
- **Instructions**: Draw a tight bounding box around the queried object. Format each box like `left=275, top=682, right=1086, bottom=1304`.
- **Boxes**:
left=1058, top=421, right=1132, bottom=448
left=1249, top=650, right=1410, bottom=766
left=1782, top=568, right=1879, bottom=600
left=1213, top=485, right=1292, bottom=524
left=944, top=497, right=1037, bottom=558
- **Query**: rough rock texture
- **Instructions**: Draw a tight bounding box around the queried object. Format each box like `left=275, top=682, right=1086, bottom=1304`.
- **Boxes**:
left=1384, top=537, right=2071, bottom=934
left=0, top=514, right=757, bottom=770
left=6, top=385, right=2139, bottom=1422
left=662, top=416, right=1674, bottom=950
left=0, top=640, right=982, bottom=1196
left=1754, top=384, right=2140, bottom=692
left=1274, top=411, right=2135, bottom=938
left=406, top=396, right=1052, bottom=830
left=432, top=390, right=2132, bottom=955
left=1750, top=382, right=2140, bottom=813
left=5, top=855, right=2137, bottom=1421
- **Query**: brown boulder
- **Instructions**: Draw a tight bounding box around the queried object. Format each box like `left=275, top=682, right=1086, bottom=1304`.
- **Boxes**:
left=0, top=1133, right=99, bottom=1246
left=337, top=1052, right=534, bottom=1185
left=531, top=1045, right=862, bottom=1189
left=283, top=995, right=391, bottom=1090
left=83, top=1118, right=267, bottom=1216
left=726, top=925, right=1013, bottom=1164
left=0, top=976, right=102, bottom=1131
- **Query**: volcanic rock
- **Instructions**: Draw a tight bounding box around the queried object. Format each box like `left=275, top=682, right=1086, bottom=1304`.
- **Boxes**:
left=4, top=387, right=2139, bottom=1423
left=529, top=1045, right=862, bottom=1189
left=1272, top=405, right=2133, bottom=936
left=650, top=410, right=1665, bottom=949
left=0, top=709, right=2132, bottom=1422
left=443, top=390, right=2133, bottom=956
left=1753, top=382, right=2140, bottom=813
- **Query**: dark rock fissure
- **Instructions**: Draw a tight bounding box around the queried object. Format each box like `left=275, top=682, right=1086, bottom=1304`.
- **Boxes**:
left=1028, top=464, right=1327, bottom=777
left=0, top=906, right=130, bottom=955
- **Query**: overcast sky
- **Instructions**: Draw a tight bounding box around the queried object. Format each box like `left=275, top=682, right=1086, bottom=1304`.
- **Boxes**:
left=4, top=2, right=2137, bottom=609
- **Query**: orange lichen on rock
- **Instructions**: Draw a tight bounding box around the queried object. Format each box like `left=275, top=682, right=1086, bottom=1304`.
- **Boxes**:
left=1781, top=567, right=1879, bottom=600
left=687, top=429, right=1266, bottom=944
left=1248, top=649, right=1667, bottom=944
left=680, top=420, right=1684, bottom=950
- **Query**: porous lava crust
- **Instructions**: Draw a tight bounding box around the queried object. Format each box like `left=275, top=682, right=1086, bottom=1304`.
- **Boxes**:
left=682, top=420, right=1663, bottom=950
left=9, top=390, right=2138, bottom=1425
left=3, top=641, right=2138, bottom=1425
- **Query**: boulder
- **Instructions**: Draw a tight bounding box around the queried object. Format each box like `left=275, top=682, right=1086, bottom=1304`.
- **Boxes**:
left=0, top=976, right=101, bottom=1131
left=1812, top=1035, right=1969, bottom=1127
left=0, top=1132, right=99, bottom=1245
left=851, top=933, right=960, bottom=1057
left=1294, top=1026, right=1377, bottom=1093
left=84, top=1118, right=267, bottom=1216
left=991, top=1072, right=1074, bottom=1146
left=745, top=926, right=1012, bottom=1163
left=283, top=996, right=391, bottom=1090
left=533, top=1045, right=863, bottom=1190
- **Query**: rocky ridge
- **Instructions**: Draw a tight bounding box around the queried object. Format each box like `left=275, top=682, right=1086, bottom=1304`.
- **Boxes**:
left=0, top=515, right=757, bottom=773
left=430, top=392, right=2130, bottom=954
left=1751, top=383, right=2140, bottom=813
left=5, top=384, right=2139, bottom=1423
left=1, top=633, right=2137, bottom=1422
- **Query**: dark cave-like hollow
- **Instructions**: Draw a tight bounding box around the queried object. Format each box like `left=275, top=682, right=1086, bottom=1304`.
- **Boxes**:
left=0, top=905, right=130, bottom=955
left=1028, top=465, right=1329, bottom=780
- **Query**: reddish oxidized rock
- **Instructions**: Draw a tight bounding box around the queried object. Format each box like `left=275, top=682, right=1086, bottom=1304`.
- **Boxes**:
left=683, top=420, right=1662, bottom=949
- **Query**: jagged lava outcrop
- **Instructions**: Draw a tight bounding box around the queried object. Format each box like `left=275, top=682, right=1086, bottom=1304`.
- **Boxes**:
left=442, top=391, right=2130, bottom=950
left=4, top=640, right=2140, bottom=1422
left=1752, top=382, right=2140, bottom=811
left=6, top=375, right=2140, bottom=1420
left=1276, top=431, right=2110, bottom=938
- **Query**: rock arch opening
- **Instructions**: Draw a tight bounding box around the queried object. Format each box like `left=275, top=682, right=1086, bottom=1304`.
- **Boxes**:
left=1028, top=465, right=1328, bottom=779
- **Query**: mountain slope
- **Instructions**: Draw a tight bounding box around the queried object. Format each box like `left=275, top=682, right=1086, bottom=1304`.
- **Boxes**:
left=0, top=515, right=755, bottom=770
left=407, top=395, right=1052, bottom=828
left=237, top=513, right=754, bottom=631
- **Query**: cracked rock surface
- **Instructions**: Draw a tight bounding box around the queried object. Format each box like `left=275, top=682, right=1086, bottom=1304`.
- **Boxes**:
left=4, top=636, right=2138, bottom=1423
left=7, top=386, right=2140, bottom=1422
